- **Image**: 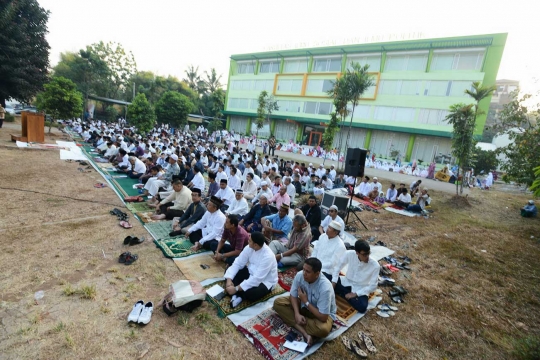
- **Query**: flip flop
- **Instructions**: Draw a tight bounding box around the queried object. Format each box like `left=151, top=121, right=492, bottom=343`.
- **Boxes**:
left=351, top=340, right=368, bottom=358
left=119, top=221, right=133, bottom=229
left=377, top=310, right=390, bottom=318
left=124, top=254, right=138, bottom=265
left=341, top=336, right=353, bottom=352
left=123, top=236, right=133, bottom=245
left=389, top=290, right=401, bottom=297
left=378, top=304, right=398, bottom=311
left=358, top=332, right=377, bottom=353
left=118, top=251, right=131, bottom=263
left=391, top=295, right=404, bottom=304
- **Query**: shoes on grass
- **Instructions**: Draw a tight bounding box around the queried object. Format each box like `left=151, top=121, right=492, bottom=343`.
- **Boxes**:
left=127, top=300, right=154, bottom=324
left=128, top=300, right=144, bottom=322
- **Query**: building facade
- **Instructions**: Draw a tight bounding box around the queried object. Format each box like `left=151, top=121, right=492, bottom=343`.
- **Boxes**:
left=223, top=33, right=506, bottom=162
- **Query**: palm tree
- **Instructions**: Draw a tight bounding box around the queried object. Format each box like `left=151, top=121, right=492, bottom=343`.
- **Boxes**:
left=204, top=68, right=223, bottom=94
left=183, top=65, right=201, bottom=92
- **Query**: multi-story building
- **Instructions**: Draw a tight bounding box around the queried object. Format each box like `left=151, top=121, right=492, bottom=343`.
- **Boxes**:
left=223, top=33, right=506, bottom=163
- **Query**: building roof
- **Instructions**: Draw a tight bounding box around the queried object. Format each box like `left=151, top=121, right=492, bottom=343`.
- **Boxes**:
left=230, top=33, right=507, bottom=61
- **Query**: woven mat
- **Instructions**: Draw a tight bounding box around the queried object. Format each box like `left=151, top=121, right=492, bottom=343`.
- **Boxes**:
left=174, top=254, right=227, bottom=282
left=126, top=202, right=153, bottom=213
left=277, top=267, right=298, bottom=292
left=136, top=211, right=158, bottom=223
left=146, top=221, right=174, bottom=240
left=205, top=280, right=286, bottom=318
left=335, top=295, right=358, bottom=321
left=154, top=238, right=208, bottom=258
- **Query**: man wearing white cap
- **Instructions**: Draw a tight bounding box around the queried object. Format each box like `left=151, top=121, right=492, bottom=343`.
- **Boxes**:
left=315, top=164, right=326, bottom=179
left=521, top=200, right=537, bottom=217
left=252, top=181, right=273, bottom=205
left=226, top=190, right=249, bottom=216
left=329, top=165, right=337, bottom=181
left=312, top=220, right=346, bottom=279
left=143, top=154, right=180, bottom=197
left=319, top=205, right=345, bottom=236
left=371, top=177, right=382, bottom=192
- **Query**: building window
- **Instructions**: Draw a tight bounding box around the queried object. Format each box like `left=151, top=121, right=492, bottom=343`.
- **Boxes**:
left=306, top=79, right=334, bottom=93
left=431, top=49, right=485, bottom=71
left=418, top=109, right=450, bottom=125
left=424, top=81, right=450, bottom=97
left=385, top=53, right=428, bottom=71
left=277, top=79, right=303, bottom=94
left=347, top=105, right=372, bottom=119
left=313, top=57, right=342, bottom=72
left=277, top=100, right=303, bottom=113
left=259, top=61, right=280, bottom=74
left=228, top=97, right=257, bottom=110
left=347, top=54, right=381, bottom=72
left=373, top=106, right=415, bottom=123
left=254, top=79, right=274, bottom=91
left=283, top=59, right=308, bottom=73
left=237, top=62, right=255, bottom=74
left=449, top=81, right=473, bottom=97
left=303, top=101, right=333, bottom=115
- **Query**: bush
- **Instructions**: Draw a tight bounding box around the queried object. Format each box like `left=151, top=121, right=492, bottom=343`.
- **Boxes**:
left=4, top=113, right=15, bottom=122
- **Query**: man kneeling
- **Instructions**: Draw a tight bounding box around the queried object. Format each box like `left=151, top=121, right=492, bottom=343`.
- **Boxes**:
left=273, top=258, right=336, bottom=345
left=224, top=232, right=278, bottom=308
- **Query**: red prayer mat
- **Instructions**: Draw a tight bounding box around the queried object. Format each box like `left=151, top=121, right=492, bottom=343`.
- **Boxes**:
left=277, top=267, right=298, bottom=292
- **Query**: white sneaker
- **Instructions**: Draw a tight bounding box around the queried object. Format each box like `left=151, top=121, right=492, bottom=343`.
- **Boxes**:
left=128, top=300, right=144, bottom=322
left=231, top=296, right=242, bottom=308
left=137, top=301, right=154, bottom=324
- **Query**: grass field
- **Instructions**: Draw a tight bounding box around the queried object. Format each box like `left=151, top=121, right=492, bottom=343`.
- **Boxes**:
left=0, top=131, right=539, bottom=359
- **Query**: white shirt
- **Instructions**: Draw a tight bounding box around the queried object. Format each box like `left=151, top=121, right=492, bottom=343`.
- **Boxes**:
left=216, top=171, right=228, bottom=183
left=253, top=188, right=273, bottom=203
left=242, top=180, right=258, bottom=198
left=397, top=193, right=412, bottom=203
left=191, top=172, right=205, bottom=191
left=386, top=188, right=398, bottom=202
left=286, top=183, right=296, bottom=203
left=132, top=158, right=146, bottom=174
left=118, top=154, right=131, bottom=170
left=224, top=244, right=278, bottom=292
left=332, top=251, right=380, bottom=297
left=354, top=182, right=372, bottom=196
left=329, top=169, right=337, bottom=181
left=229, top=174, right=242, bottom=191
left=371, top=182, right=383, bottom=192
left=188, top=210, right=226, bottom=245
left=215, top=186, right=235, bottom=206
left=227, top=197, right=249, bottom=216
left=312, top=233, right=346, bottom=275
left=243, top=167, right=254, bottom=181
left=315, top=168, right=326, bottom=178
left=320, top=215, right=345, bottom=235
left=104, top=145, right=116, bottom=157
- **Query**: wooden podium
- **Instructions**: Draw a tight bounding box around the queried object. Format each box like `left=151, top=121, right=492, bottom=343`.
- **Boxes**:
left=11, top=112, right=45, bottom=143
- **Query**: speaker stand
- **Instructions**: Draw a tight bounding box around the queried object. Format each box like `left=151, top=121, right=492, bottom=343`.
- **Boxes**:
left=345, top=194, right=368, bottom=231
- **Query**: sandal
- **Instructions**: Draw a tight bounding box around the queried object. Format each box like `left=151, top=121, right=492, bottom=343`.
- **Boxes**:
left=124, top=254, right=138, bottom=265
left=351, top=340, right=368, bottom=358
left=123, top=236, right=133, bottom=245
left=358, top=332, right=377, bottom=353
left=389, top=290, right=401, bottom=297
left=130, top=236, right=145, bottom=246
left=119, top=221, right=133, bottom=229
left=94, top=183, right=106, bottom=188
left=392, top=286, right=408, bottom=295
left=342, top=336, right=353, bottom=352
left=376, top=310, right=390, bottom=318
left=118, top=251, right=131, bottom=263
left=378, top=304, right=398, bottom=311
left=391, top=295, right=404, bottom=304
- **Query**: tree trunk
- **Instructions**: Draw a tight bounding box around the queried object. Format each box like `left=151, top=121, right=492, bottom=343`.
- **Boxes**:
left=48, top=117, right=54, bottom=134
left=343, top=102, right=357, bottom=164
left=456, top=165, right=460, bottom=196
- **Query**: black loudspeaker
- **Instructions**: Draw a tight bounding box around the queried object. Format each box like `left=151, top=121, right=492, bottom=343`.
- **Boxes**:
left=345, top=148, right=367, bottom=177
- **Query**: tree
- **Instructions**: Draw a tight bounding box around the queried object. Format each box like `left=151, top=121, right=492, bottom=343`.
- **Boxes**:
left=530, top=166, right=540, bottom=197
left=325, top=76, right=350, bottom=166
left=203, top=68, right=223, bottom=94
left=154, top=91, right=195, bottom=128
left=445, top=103, right=476, bottom=195
left=127, top=93, right=155, bottom=133
left=474, top=147, right=499, bottom=174
left=211, top=88, right=225, bottom=118
left=35, top=77, right=83, bottom=133
left=493, top=92, right=539, bottom=187
left=208, top=119, right=223, bottom=134
left=255, top=91, right=279, bottom=138
left=0, top=0, right=51, bottom=106
left=183, top=65, right=203, bottom=93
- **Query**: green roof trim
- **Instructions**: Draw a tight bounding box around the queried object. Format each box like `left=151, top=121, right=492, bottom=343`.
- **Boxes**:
left=231, top=33, right=506, bottom=61
left=222, top=110, right=454, bottom=138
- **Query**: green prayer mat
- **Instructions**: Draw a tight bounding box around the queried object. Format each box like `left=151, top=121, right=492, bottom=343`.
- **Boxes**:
left=154, top=238, right=209, bottom=258
left=145, top=220, right=175, bottom=240
left=126, top=202, right=152, bottom=213
left=205, top=280, right=287, bottom=318
left=111, top=177, right=141, bottom=197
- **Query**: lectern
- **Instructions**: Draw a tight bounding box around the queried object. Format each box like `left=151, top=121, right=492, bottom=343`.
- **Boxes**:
left=11, top=112, right=45, bottom=143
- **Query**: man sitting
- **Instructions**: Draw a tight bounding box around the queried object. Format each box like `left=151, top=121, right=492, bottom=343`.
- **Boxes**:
left=268, top=185, right=291, bottom=213
left=143, top=154, right=180, bottom=197
left=240, top=194, right=272, bottom=233
left=273, top=258, right=337, bottom=345
left=312, top=221, right=346, bottom=279
left=215, top=178, right=235, bottom=212
left=151, top=180, right=192, bottom=220
left=125, top=156, right=147, bottom=179
left=370, top=177, right=382, bottom=192
left=212, top=214, right=249, bottom=266
left=269, top=214, right=312, bottom=268
left=300, top=196, right=322, bottom=240
left=226, top=189, right=249, bottom=216
left=252, top=181, right=273, bottom=206
left=521, top=200, right=537, bottom=217
left=394, top=188, right=411, bottom=208
left=169, top=188, right=206, bottom=236
left=242, top=173, right=258, bottom=200
left=354, top=176, right=372, bottom=199
left=318, top=205, right=344, bottom=236
left=187, top=196, right=226, bottom=251
left=386, top=183, right=398, bottom=203
left=407, top=188, right=431, bottom=213
left=224, top=232, right=278, bottom=308
left=410, top=180, right=422, bottom=196
left=331, top=240, right=379, bottom=313
left=262, top=204, right=293, bottom=243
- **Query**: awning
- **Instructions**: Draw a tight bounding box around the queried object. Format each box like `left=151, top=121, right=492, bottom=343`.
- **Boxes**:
left=187, top=116, right=203, bottom=123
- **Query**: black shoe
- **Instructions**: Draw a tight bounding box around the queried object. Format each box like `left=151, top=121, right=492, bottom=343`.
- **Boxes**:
left=130, top=237, right=145, bottom=246
left=123, top=236, right=133, bottom=245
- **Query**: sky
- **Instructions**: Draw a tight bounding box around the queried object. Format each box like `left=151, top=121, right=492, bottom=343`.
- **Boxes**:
left=38, top=0, right=539, bottom=95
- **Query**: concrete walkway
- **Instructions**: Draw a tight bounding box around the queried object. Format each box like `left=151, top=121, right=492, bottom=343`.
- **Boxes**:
left=237, top=143, right=466, bottom=195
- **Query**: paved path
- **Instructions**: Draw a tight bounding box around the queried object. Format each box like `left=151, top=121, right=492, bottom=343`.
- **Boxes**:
left=237, top=143, right=466, bottom=195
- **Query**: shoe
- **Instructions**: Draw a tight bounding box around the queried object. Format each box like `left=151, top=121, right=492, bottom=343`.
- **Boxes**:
left=124, top=254, right=138, bottom=265
left=130, top=236, right=145, bottom=246
left=127, top=300, right=144, bottom=322
left=123, top=236, right=133, bottom=245
left=119, top=251, right=131, bottom=263
left=137, top=301, right=154, bottom=324
left=231, top=296, right=242, bottom=308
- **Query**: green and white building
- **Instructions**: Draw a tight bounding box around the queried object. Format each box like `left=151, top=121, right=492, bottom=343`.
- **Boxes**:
left=223, top=33, right=506, bottom=162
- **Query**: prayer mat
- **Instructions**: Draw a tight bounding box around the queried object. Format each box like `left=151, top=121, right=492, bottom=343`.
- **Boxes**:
left=135, top=211, right=158, bottom=223
left=384, top=207, right=418, bottom=217
left=277, top=267, right=298, bottom=292
left=154, top=238, right=208, bottom=258
left=173, top=254, right=227, bottom=282
left=205, top=280, right=286, bottom=318
left=145, top=220, right=174, bottom=240
left=335, top=295, right=357, bottom=321
left=126, top=202, right=153, bottom=213
left=112, top=177, right=141, bottom=197
left=355, top=198, right=382, bottom=210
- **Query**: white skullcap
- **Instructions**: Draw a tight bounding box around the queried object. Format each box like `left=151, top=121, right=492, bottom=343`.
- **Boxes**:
left=330, top=205, right=338, bottom=211
left=170, top=154, right=178, bottom=161
left=260, top=181, right=268, bottom=186
left=329, top=220, right=342, bottom=231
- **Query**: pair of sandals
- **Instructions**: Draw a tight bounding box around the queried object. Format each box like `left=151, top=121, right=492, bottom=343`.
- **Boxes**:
left=377, top=303, right=398, bottom=317
left=119, top=252, right=138, bottom=265
left=342, top=331, right=376, bottom=358
left=123, top=236, right=145, bottom=246
left=389, top=285, right=407, bottom=303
